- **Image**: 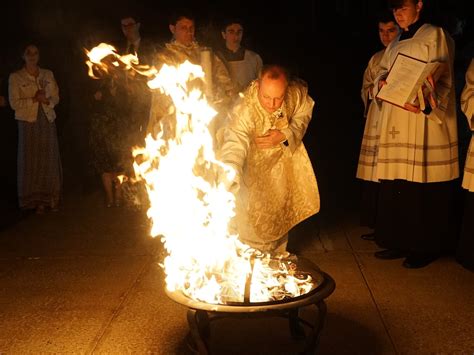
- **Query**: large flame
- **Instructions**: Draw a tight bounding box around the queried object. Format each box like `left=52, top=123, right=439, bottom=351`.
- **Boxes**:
left=85, top=42, right=156, bottom=79
left=85, top=44, right=314, bottom=304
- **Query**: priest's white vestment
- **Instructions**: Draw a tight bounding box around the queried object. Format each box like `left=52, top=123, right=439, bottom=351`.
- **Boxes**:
left=218, top=49, right=263, bottom=92
left=218, top=80, right=320, bottom=249
left=357, top=49, right=385, bottom=182
left=461, top=59, right=474, bottom=192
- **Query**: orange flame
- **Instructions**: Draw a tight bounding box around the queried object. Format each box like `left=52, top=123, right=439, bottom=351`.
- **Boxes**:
left=85, top=42, right=156, bottom=79
left=85, top=43, right=314, bottom=304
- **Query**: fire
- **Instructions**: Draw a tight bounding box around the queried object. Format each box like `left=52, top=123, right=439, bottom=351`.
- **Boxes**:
left=85, top=44, right=315, bottom=304
left=116, top=175, right=127, bottom=184
left=85, top=42, right=156, bottom=79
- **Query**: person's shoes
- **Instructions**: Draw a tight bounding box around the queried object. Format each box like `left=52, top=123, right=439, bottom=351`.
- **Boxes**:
left=374, top=249, right=408, bottom=260
left=361, top=232, right=376, bottom=241
left=403, top=253, right=439, bottom=269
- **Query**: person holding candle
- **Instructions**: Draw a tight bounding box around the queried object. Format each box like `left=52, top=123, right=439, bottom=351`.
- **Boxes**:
left=9, top=43, right=62, bottom=214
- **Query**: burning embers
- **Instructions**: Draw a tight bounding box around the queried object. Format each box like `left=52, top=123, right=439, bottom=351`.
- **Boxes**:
left=239, top=253, right=316, bottom=304
left=85, top=44, right=316, bottom=305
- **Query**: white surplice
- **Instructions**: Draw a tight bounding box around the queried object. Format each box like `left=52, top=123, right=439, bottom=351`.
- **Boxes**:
left=461, top=59, right=474, bottom=192
left=356, top=49, right=385, bottom=182
left=220, top=49, right=263, bottom=92
left=373, top=24, right=459, bottom=183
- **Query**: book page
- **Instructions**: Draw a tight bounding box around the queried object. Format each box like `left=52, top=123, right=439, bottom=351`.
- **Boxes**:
left=376, top=53, right=440, bottom=108
left=408, top=62, right=441, bottom=104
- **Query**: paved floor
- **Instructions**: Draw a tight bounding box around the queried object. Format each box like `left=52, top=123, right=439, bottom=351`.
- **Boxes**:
left=0, top=191, right=473, bottom=354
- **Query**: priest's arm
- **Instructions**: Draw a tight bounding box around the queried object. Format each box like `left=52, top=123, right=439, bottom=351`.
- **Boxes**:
left=461, top=59, right=474, bottom=130
left=425, top=28, right=455, bottom=122
left=279, top=83, right=315, bottom=153
left=361, top=52, right=382, bottom=115
left=218, top=105, right=253, bottom=184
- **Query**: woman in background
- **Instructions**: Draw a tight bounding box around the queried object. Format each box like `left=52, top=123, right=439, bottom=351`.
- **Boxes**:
left=9, top=43, right=62, bottom=214
left=89, top=62, right=127, bottom=208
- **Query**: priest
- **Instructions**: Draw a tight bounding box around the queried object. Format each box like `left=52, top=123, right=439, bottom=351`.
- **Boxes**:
left=216, top=18, right=263, bottom=92
left=357, top=11, right=400, bottom=241
left=218, top=65, right=320, bottom=253
left=372, top=0, right=459, bottom=268
left=456, top=59, right=474, bottom=271
left=147, top=11, right=237, bottom=138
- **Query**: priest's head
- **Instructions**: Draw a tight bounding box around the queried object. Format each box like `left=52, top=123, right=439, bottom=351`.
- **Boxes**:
left=388, top=0, right=423, bottom=31
left=169, top=11, right=195, bottom=47
left=377, top=11, right=400, bottom=47
left=256, top=65, right=289, bottom=113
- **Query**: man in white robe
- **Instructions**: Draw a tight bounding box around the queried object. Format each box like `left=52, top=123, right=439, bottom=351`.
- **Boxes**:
left=456, top=58, right=474, bottom=270
left=357, top=12, right=400, bottom=241
left=218, top=65, right=319, bottom=253
left=372, top=0, right=459, bottom=268
left=217, top=19, right=263, bottom=93
left=147, top=12, right=237, bottom=137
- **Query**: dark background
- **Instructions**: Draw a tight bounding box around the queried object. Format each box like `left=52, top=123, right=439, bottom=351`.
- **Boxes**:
left=0, top=0, right=472, bottom=227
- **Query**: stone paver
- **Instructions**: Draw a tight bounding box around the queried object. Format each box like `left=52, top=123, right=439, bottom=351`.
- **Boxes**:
left=357, top=255, right=474, bottom=354
left=0, top=256, right=151, bottom=353
left=0, top=191, right=472, bottom=354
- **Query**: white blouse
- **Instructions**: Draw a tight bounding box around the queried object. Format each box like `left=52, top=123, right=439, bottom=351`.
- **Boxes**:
left=9, top=67, right=59, bottom=122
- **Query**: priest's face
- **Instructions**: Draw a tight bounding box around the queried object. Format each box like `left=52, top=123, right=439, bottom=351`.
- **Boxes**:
left=378, top=21, right=399, bottom=47
left=222, top=23, right=243, bottom=51
left=257, top=75, right=288, bottom=113
left=170, top=18, right=195, bottom=46
left=393, top=1, right=423, bottom=30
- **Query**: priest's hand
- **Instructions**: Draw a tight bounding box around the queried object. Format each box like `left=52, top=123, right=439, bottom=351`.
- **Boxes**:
left=255, top=129, right=286, bottom=149
left=217, top=164, right=240, bottom=194
left=404, top=103, right=421, bottom=113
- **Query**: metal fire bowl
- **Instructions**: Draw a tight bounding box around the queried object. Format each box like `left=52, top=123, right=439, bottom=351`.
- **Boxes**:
left=166, top=257, right=336, bottom=313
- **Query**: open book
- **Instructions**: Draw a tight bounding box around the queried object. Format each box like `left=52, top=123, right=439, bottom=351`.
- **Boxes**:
left=376, top=53, right=444, bottom=109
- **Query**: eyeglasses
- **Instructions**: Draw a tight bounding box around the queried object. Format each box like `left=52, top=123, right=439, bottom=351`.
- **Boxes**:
left=121, top=22, right=136, bottom=28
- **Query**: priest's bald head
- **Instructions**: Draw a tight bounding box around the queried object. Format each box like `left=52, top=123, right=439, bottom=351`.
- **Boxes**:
left=256, top=65, right=290, bottom=113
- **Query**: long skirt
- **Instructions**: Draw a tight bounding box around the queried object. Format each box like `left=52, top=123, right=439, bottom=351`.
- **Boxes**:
left=456, top=191, right=474, bottom=270
left=17, top=107, right=62, bottom=209
left=375, top=179, right=458, bottom=254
